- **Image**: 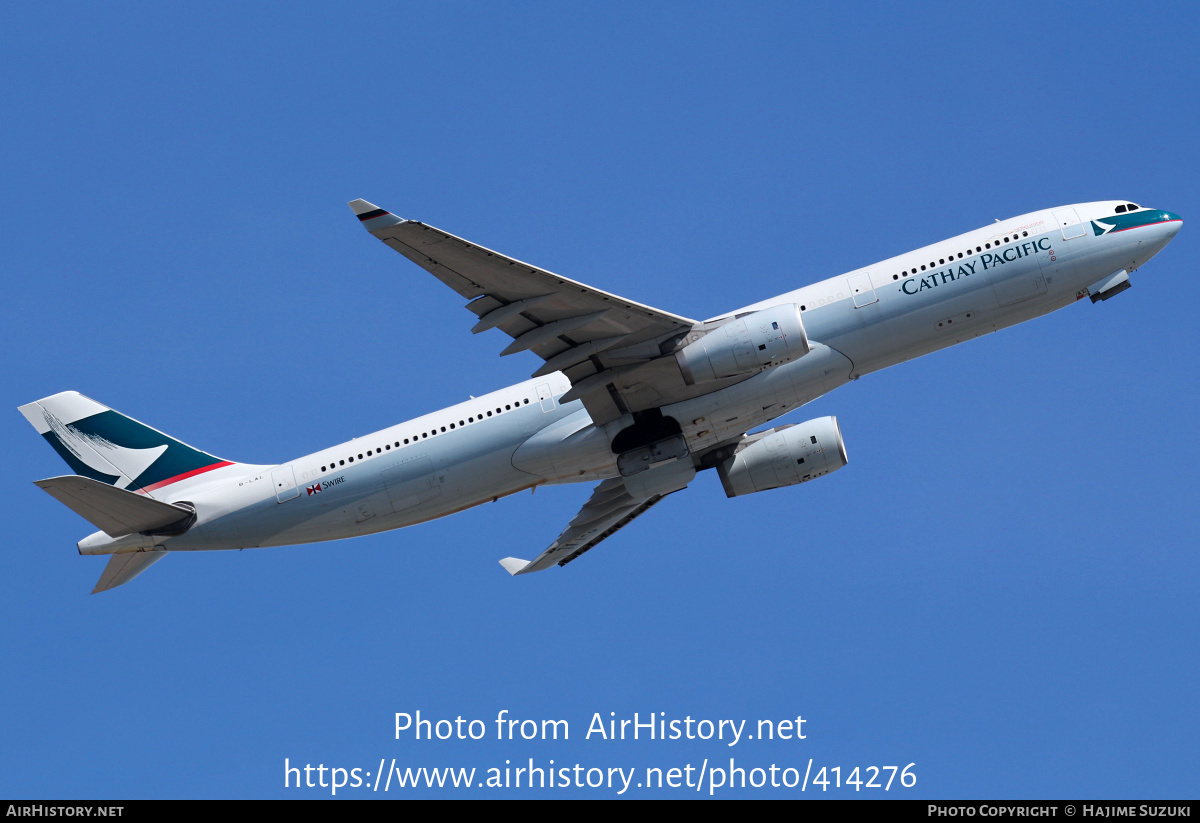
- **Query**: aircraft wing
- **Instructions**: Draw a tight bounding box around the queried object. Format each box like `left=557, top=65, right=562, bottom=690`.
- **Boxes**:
left=350, top=200, right=701, bottom=425
left=498, top=472, right=688, bottom=575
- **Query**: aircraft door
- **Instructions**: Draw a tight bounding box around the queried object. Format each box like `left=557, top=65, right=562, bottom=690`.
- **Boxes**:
left=272, top=466, right=300, bottom=502
left=537, top=382, right=556, bottom=413
left=846, top=270, right=878, bottom=307
left=1052, top=208, right=1086, bottom=241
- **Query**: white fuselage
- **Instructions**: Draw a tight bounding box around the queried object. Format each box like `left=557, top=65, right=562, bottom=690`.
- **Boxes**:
left=77, top=200, right=1180, bottom=557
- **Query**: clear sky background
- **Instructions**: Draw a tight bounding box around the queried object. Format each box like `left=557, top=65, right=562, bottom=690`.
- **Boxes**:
left=2, top=3, right=1197, bottom=799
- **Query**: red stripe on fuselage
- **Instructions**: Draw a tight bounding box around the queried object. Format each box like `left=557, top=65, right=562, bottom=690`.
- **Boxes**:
left=136, top=461, right=235, bottom=493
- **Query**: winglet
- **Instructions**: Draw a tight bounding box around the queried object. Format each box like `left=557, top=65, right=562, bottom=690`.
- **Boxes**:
left=348, top=199, right=404, bottom=230
left=499, top=557, right=532, bottom=576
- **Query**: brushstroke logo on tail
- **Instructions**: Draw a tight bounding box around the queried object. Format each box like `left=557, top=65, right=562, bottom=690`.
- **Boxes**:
left=42, top=410, right=166, bottom=489
left=39, top=409, right=231, bottom=492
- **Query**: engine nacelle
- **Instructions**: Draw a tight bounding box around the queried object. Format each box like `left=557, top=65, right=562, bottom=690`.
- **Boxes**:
left=717, top=416, right=847, bottom=498
left=677, top=304, right=809, bottom=386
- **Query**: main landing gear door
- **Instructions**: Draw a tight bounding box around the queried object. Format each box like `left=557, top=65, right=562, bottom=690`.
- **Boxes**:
left=846, top=270, right=878, bottom=307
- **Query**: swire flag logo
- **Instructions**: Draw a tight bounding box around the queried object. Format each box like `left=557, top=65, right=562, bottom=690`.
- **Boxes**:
left=306, top=484, right=321, bottom=495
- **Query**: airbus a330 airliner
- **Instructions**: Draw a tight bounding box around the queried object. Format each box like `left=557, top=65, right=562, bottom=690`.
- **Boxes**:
left=22, top=199, right=1181, bottom=592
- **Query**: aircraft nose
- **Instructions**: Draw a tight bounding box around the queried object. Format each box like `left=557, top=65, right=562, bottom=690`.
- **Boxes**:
left=1162, top=211, right=1183, bottom=237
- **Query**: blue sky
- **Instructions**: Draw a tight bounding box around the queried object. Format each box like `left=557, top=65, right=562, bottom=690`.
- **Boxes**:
left=2, top=3, right=1197, bottom=798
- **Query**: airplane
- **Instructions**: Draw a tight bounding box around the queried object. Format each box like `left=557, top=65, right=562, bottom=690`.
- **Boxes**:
left=20, top=198, right=1182, bottom=593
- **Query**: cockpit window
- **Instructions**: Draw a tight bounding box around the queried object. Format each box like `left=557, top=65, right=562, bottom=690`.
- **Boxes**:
left=1127, top=203, right=1139, bottom=210
left=1115, top=205, right=1127, bottom=213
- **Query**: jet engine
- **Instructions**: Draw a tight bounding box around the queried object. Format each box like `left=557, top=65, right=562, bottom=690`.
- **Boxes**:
left=676, top=304, right=809, bottom=386
left=717, top=416, right=847, bottom=498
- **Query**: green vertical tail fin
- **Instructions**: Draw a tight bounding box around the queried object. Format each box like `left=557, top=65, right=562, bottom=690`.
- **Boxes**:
left=19, top=391, right=236, bottom=494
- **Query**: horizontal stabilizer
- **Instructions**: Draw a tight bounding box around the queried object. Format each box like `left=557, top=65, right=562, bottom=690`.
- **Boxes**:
left=93, top=551, right=167, bottom=594
left=34, top=475, right=194, bottom=537
left=499, top=557, right=532, bottom=576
